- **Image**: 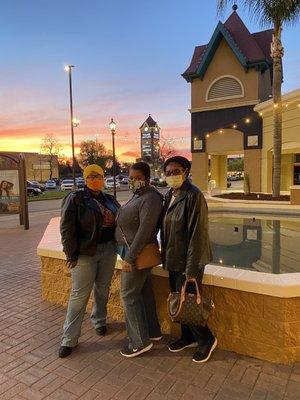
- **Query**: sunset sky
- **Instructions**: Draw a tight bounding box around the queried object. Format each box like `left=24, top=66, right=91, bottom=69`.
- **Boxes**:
left=1, top=0, right=299, bottom=161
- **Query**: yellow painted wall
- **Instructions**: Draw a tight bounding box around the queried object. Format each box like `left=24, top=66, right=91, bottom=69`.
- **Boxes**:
left=206, top=129, right=243, bottom=154
left=244, top=149, right=262, bottom=192
left=191, top=39, right=260, bottom=110
left=260, top=99, right=300, bottom=192
left=192, top=152, right=208, bottom=191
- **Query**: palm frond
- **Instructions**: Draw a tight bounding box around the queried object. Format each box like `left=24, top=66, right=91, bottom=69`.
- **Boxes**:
left=216, top=0, right=300, bottom=28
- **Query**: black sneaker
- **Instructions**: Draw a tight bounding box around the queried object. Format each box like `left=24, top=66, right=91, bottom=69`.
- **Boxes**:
left=168, top=339, right=198, bottom=353
left=95, top=326, right=107, bottom=336
left=120, top=342, right=153, bottom=358
left=192, top=337, right=217, bottom=363
left=58, top=345, right=73, bottom=358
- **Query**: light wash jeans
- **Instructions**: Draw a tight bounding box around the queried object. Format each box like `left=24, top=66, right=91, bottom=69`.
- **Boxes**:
left=121, top=268, right=161, bottom=349
left=62, top=241, right=117, bottom=347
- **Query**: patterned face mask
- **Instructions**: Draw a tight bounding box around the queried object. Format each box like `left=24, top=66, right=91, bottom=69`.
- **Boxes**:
left=128, top=179, right=147, bottom=193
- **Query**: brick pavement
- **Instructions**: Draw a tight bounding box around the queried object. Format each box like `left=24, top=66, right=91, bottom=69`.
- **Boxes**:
left=0, top=212, right=299, bottom=400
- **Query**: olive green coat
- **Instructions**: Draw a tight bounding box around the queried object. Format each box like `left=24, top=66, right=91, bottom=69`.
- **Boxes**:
left=161, top=180, right=212, bottom=278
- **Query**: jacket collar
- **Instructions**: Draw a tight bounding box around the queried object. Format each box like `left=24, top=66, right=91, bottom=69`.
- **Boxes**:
left=165, top=179, right=191, bottom=213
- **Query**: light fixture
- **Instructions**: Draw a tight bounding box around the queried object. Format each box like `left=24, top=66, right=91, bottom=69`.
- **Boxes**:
left=219, top=130, right=223, bottom=134
left=72, top=117, right=80, bottom=127
left=219, top=259, right=223, bottom=264
left=206, top=134, right=210, bottom=138
left=285, top=103, right=289, bottom=108
left=145, top=127, right=148, bottom=131
left=194, top=137, right=197, bottom=141
left=109, top=118, right=116, bottom=132
left=233, top=124, right=237, bottom=129
left=64, top=65, right=70, bottom=72
left=245, top=118, right=250, bottom=124
left=259, top=112, right=263, bottom=116
left=274, top=103, right=278, bottom=108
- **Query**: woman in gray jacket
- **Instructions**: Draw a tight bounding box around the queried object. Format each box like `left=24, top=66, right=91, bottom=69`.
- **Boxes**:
left=115, top=162, right=163, bottom=357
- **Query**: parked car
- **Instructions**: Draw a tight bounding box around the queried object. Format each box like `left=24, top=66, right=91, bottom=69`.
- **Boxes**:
left=151, top=177, right=167, bottom=187
left=45, top=180, right=57, bottom=190
left=76, top=177, right=85, bottom=189
left=121, top=177, right=129, bottom=185
left=27, top=186, right=41, bottom=196
left=60, top=179, right=74, bottom=191
left=28, top=180, right=45, bottom=192
left=105, top=178, right=120, bottom=190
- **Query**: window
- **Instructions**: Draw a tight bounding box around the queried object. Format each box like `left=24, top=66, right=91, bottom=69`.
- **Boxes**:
left=206, top=76, right=244, bottom=102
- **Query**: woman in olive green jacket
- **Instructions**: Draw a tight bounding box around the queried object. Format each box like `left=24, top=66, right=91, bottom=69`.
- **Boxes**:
left=161, top=156, right=217, bottom=363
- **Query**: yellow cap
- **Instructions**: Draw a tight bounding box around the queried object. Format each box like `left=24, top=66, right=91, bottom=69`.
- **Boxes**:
left=83, top=164, right=104, bottom=180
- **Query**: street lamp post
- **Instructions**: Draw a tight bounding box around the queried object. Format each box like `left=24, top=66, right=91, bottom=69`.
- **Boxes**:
left=64, top=65, right=76, bottom=189
left=109, top=118, right=117, bottom=199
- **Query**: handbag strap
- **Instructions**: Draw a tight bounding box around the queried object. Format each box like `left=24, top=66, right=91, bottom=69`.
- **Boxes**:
left=117, top=222, right=130, bottom=250
left=181, top=278, right=201, bottom=305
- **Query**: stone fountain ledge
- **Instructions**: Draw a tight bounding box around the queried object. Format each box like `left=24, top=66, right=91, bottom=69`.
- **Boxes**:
left=37, top=217, right=300, bottom=363
left=37, top=217, right=300, bottom=298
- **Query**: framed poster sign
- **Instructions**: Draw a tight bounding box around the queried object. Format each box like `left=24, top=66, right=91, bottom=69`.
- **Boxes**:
left=0, top=170, right=20, bottom=214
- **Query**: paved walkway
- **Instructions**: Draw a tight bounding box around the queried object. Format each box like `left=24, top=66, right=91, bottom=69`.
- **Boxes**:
left=0, top=212, right=299, bottom=400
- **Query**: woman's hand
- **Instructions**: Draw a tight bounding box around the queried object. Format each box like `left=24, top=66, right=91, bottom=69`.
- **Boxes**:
left=122, top=260, right=133, bottom=272
left=66, top=260, right=77, bottom=269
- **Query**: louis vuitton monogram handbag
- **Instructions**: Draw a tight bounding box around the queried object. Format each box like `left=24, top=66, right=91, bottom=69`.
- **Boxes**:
left=167, top=278, right=214, bottom=326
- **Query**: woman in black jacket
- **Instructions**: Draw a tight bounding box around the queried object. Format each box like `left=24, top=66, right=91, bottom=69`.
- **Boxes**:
left=161, top=156, right=217, bottom=363
left=59, top=164, right=119, bottom=358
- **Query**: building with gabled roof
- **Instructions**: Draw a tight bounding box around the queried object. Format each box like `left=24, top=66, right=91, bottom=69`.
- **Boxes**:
left=183, top=6, right=275, bottom=192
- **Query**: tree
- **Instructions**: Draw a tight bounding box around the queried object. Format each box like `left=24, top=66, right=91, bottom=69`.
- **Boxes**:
left=41, top=134, right=61, bottom=179
left=217, top=0, right=300, bottom=197
left=79, top=140, right=108, bottom=169
left=159, top=139, right=177, bottom=163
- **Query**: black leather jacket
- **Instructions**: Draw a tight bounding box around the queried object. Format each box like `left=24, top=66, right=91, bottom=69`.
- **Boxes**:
left=60, top=187, right=120, bottom=261
left=161, top=180, right=212, bottom=278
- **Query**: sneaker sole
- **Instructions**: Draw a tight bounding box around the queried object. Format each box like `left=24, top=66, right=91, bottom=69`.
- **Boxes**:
left=150, top=336, right=163, bottom=341
left=192, top=338, right=218, bottom=363
left=168, top=342, right=198, bottom=353
left=120, top=342, right=153, bottom=358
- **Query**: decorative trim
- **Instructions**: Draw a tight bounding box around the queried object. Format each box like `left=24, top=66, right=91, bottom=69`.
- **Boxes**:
left=205, top=75, right=244, bottom=102
left=189, top=100, right=260, bottom=113
left=195, top=22, right=248, bottom=80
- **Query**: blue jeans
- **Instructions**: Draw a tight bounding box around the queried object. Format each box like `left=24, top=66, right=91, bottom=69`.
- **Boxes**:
left=62, top=241, right=117, bottom=347
left=121, top=268, right=161, bottom=349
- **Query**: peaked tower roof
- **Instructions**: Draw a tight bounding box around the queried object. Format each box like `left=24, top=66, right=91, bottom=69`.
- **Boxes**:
left=140, top=115, right=157, bottom=129
left=182, top=11, right=273, bottom=82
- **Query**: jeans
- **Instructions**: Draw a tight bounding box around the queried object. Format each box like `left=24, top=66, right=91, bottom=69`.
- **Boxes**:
left=62, top=241, right=117, bottom=347
left=121, top=268, right=161, bottom=349
left=169, top=271, right=214, bottom=348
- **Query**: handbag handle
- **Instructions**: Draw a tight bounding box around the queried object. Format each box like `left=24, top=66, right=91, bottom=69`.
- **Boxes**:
left=181, top=278, right=201, bottom=305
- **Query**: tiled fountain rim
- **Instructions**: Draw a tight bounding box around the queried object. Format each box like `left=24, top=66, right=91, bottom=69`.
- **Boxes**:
left=37, top=217, right=300, bottom=298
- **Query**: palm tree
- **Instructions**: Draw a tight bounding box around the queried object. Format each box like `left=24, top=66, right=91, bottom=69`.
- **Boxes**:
left=217, top=0, right=300, bottom=197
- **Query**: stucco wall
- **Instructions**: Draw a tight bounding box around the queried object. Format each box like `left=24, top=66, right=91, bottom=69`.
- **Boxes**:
left=260, top=99, right=300, bottom=192
left=191, top=39, right=259, bottom=111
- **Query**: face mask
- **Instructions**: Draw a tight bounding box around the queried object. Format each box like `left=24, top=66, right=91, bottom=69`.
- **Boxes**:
left=166, top=175, right=184, bottom=189
left=129, top=179, right=146, bottom=193
left=87, top=179, right=104, bottom=192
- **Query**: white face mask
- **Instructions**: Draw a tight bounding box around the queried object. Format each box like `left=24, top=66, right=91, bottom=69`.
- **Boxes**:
left=166, top=175, right=184, bottom=189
